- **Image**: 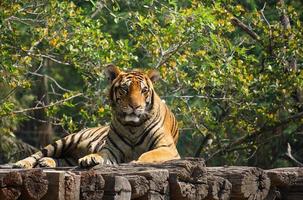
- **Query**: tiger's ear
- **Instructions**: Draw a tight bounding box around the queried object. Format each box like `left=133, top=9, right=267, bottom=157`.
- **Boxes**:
left=104, top=64, right=121, bottom=82
left=147, top=70, right=160, bottom=83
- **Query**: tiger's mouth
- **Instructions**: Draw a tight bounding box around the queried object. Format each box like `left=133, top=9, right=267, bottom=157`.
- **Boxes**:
left=124, top=113, right=141, bottom=123
left=117, top=109, right=149, bottom=125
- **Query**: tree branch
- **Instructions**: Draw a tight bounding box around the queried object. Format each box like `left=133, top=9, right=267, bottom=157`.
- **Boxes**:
left=182, top=98, right=215, bottom=157
left=231, top=17, right=261, bottom=41
left=154, top=38, right=193, bottom=68
left=162, top=95, right=232, bottom=100
left=91, top=1, right=105, bottom=18
left=207, top=111, right=303, bottom=161
left=27, top=71, right=72, bottom=92
left=260, top=3, right=273, bottom=55
left=25, top=53, right=71, bottom=66
left=195, top=133, right=212, bottom=157
left=285, top=143, right=303, bottom=167
left=278, top=0, right=291, bottom=30
left=277, top=0, right=297, bottom=71
left=0, top=93, right=83, bottom=118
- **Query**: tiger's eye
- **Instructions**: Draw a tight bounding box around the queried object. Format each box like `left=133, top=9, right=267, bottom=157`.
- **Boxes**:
left=120, top=85, right=128, bottom=94
left=142, top=87, right=149, bottom=93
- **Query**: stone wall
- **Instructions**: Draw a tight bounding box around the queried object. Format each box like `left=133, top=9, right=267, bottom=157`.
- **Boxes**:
left=0, top=158, right=302, bottom=200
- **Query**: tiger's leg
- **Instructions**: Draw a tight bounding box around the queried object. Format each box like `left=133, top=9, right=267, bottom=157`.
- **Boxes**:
left=78, top=149, right=116, bottom=167
left=38, top=157, right=77, bottom=167
left=78, top=133, right=122, bottom=167
left=136, top=134, right=180, bottom=163
left=13, top=151, right=43, bottom=168
left=13, top=142, right=69, bottom=169
left=136, top=146, right=180, bottom=163
left=13, top=127, right=105, bottom=168
left=13, top=139, right=77, bottom=169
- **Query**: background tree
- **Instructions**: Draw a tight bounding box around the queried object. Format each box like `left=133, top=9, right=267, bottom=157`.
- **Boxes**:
left=0, top=0, right=302, bottom=168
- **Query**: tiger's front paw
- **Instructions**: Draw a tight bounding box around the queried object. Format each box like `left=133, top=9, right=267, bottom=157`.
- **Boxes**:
left=13, top=157, right=36, bottom=169
left=78, top=154, right=108, bottom=167
left=130, top=160, right=140, bottom=164
left=38, top=157, right=57, bottom=168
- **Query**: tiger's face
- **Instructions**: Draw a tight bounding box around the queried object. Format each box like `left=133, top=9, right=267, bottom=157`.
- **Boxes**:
left=105, top=65, right=160, bottom=125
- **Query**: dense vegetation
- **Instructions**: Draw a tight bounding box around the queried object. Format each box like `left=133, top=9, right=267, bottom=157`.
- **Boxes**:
left=1, top=0, right=303, bottom=168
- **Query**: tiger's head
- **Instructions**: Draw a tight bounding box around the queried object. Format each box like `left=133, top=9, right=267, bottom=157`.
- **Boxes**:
left=105, top=65, right=160, bottom=125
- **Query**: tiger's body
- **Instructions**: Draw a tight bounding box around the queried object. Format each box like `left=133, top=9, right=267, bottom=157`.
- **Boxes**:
left=14, top=65, right=179, bottom=168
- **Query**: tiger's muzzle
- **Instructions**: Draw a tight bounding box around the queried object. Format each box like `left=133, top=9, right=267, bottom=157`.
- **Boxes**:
left=123, top=106, right=145, bottom=123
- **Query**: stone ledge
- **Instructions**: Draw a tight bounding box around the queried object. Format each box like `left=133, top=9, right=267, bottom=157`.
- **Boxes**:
left=0, top=158, right=302, bottom=200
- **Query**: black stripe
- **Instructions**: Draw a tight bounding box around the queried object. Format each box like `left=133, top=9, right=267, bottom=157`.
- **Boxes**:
left=42, top=148, right=48, bottom=157
left=127, top=122, right=145, bottom=127
left=135, top=119, right=159, bottom=146
left=144, top=81, right=153, bottom=112
left=81, top=129, right=94, bottom=140
left=135, top=118, right=161, bottom=146
left=113, top=87, right=118, bottom=102
left=172, top=131, right=178, bottom=141
left=150, top=90, right=155, bottom=109
left=54, top=158, right=59, bottom=166
left=135, top=76, right=144, bottom=81
left=102, top=146, right=119, bottom=163
left=93, top=135, right=107, bottom=153
left=148, top=133, right=166, bottom=150
left=31, top=154, right=40, bottom=161
left=163, top=105, right=168, bottom=124
left=53, top=142, right=58, bottom=157
left=65, top=129, right=88, bottom=153
left=87, top=128, right=106, bottom=149
left=144, top=107, right=167, bottom=149
left=169, top=110, right=174, bottom=132
left=133, top=72, right=144, bottom=77
left=65, top=133, right=76, bottom=153
left=113, top=78, right=123, bottom=103
left=145, top=124, right=163, bottom=147
left=107, top=134, right=125, bottom=162
left=125, top=75, right=133, bottom=79
left=61, top=138, right=66, bottom=156
left=135, top=105, right=161, bottom=146
left=173, top=127, right=178, bottom=139
left=92, top=157, right=98, bottom=165
left=64, top=158, right=74, bottom=166
left=172, top=117, right=177, bottom=137
left=87, top=127, right=103, bottom=138
left=156, top=143, right=174, bottom=148
left=173, top=117, right=177, bottom=134
left=111, top=75, right=122, bottom=87
left=129, top=73, right=143, bottom=78
left=73, top=129, right=88, bottom=146
left=111, top=125, right=132, bottom=147
left=168, top=110, right=178, bottom=141
left=88, top=134, right=105, bottom=151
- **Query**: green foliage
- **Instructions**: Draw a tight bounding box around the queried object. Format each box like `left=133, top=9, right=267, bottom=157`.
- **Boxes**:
left=1, top=0, right=303, bottom=168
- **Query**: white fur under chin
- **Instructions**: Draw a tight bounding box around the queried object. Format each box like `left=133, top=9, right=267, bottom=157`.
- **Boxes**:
left=125, top=115, right=140, bottom=123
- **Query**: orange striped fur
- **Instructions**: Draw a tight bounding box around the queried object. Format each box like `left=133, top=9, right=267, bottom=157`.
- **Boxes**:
left=14, top=65, right=179, bottom=168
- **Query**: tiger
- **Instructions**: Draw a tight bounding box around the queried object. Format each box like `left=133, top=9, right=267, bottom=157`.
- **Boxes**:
left=13, top=65, right=180, bottom=168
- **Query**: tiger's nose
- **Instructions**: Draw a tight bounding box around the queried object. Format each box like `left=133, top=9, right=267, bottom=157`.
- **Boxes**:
left=129, top=104, right=141, bottom=110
